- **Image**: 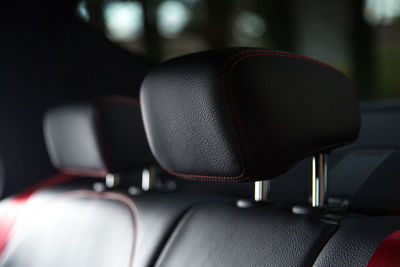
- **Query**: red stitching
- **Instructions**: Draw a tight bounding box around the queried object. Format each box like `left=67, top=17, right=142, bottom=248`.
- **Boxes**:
left=102, top=93, right=244, bottom=180
left=190, top=49, right=293, bottom=180
left=3, top=189, right=138, bottom=267
left=229, top=52, right=353, bottom=85
left=217, top=54, right=247, bottom=180
left=161, top=49, right=353, bottom=181
left=224, top=49, right=295, bottom=64
left=226, top=60, right=253, bottom=179
left=61, top=168, right=108, bottom=178
left=225, top=52, right=355, bottom=181
left=163, top=50, right=305, bottom=181
left=224, top=49, right=354, bottom=90
left=51, top=190, right=139, bottom=267
left=162, top=167, right=245, bottom=182
left=210, top=49, right=293, bottom=180
left=0, top=173, right=75, bottom=258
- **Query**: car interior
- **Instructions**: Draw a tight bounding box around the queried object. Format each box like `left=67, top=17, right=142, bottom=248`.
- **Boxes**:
left=1, top=0, right=400, bottom=266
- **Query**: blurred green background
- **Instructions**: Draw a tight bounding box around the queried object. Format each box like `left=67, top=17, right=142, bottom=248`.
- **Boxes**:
left=79, top=0, right=400, bottom=100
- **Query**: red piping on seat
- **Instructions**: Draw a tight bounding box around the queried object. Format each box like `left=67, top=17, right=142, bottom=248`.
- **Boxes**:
left=367, top=229, right=400, bottom=267
left=61, top=168, right=108, bottom=178
left=0, top=173, right=74, bottom=258
left=0, top=189, right=137, bottom=267
left=49, top=190, right=138, bottom=267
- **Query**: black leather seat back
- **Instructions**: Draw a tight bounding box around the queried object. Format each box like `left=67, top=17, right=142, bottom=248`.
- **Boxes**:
left=0, top=188, right=137, bottom=267
left=155, top=203, right=337, bottom=267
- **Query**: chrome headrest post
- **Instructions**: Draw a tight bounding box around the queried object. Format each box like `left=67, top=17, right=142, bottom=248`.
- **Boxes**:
left=141, top=167, right=155, bottom=191
left=105, top=173, right=120, bottom=188
left=312, top=154, right=328, bottom=208
left=254, top=180, right=270, bottom=202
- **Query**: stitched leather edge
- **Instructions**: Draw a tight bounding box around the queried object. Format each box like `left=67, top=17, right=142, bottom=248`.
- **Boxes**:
left=158, top=49, right=354, bottom=182
left=0, top=173, right=75, bottom=259
left=2, top=189, right=138, bottom=267
left=54, top=190, right=139, bottom=267
left=227, top=51, right=355, bottom=178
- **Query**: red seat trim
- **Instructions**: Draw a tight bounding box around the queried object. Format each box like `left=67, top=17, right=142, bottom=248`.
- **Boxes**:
left=367, top=229, right=400, bottom=267
left=0, top=173, right=74, bottom=258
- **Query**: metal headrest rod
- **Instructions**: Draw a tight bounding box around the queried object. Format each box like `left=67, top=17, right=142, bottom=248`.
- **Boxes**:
left=312, top=154, right=328, bottom=208
left=254, top=180, right=270, bottom=202
left=105, top=173, right=120, bottom=188
left=141, top=167, right=155, bottom=191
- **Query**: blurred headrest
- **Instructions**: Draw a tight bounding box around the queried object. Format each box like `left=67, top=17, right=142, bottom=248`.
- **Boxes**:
left=140, top=48, right=361, bottom=182
left=44, top=96, right=154, bottom=177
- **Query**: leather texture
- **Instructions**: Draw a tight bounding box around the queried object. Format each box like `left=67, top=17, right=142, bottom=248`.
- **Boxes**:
left=0, top=189, right=137, bottom=267
left=141, top=48, right=361, bottom=182
left=44, top=97, right=154, bottom=176
left=0, top=173, right=74, bottom=258
left=130, top=191, right=223, bottom=267
left=155, top=203, right=338, bottom=267
left=313, top=216, right=400, bottom=267
left=0, top=180, right=219, bottom=267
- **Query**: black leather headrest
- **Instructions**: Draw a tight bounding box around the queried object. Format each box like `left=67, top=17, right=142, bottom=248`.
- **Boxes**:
left=44, top=96, right=154, bottom=177
left=140, top=48, right=361, bottom=182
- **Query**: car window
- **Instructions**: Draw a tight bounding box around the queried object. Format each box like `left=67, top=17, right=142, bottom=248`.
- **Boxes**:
left=77, top=0, right=400, bottom=100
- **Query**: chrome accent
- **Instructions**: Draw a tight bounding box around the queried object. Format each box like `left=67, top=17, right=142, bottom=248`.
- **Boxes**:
left=312, top=154, right=327, bottom=208
left=254, top=180, right=270, bottom=202
left=141, top=167, right=155, bottom=191
left=105, top=173, right=119, bottom=188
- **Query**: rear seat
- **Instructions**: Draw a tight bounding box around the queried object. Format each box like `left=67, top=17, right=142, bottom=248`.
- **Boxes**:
left=43, top=97, right=216, bottom=267
left=0, top=186, right=138, bottom=267
left=155, top=203, right=337, bottom=267
left=0, top=48, right=399, bottom=267
left=0, top=97, right=217, bottom=267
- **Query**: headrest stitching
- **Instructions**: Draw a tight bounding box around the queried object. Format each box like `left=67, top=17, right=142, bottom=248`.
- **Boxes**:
left=155, top=51, right=353, bottom=182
